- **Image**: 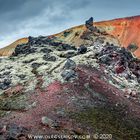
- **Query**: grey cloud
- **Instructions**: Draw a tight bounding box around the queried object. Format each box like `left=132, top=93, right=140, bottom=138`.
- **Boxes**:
left=0, top=0, right=140, bottom=48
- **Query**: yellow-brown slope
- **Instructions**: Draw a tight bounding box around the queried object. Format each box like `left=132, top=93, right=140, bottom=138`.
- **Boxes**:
left=0, top=38, right=28, bottom=56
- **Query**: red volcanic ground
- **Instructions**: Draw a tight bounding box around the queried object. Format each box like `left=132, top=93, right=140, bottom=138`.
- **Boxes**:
left=1, top=66, right=140, bottom=139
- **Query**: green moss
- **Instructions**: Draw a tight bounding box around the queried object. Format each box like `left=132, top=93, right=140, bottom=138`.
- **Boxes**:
left=0, top=110, right=7, bottom=117
left=69, top=106, right=140, bottom=140
left=0, top=94, right=28, bottom=112
left=63, top=30, right=72, bottom=37
left=127, top=43, right=138, bottom=52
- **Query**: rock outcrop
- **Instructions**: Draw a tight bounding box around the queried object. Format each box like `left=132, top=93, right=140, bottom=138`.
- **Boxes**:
left=85, top=17, right=94, bottom=31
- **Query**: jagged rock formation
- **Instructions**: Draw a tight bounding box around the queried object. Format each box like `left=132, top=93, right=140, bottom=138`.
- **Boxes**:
left=0, top=17, right=140, bottom=139
left=85, top=17, right=94, bottom=31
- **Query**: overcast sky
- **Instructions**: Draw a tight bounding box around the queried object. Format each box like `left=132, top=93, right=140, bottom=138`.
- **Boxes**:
left=0, top=0, right=140, bottom=48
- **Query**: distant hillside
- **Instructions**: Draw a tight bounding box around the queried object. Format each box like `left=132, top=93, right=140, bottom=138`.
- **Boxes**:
left=0, top=16, right=140, bottom=58
left=0, top=38, right=28, bottom=56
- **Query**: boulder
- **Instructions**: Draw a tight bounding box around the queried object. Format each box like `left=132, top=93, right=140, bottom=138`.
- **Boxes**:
left=18, top=74, right=26, bottom=80
left=63, top=59, right=76, bottom=70
left=57, top=44, right=76, bottom=51
left=85, top=17, right=94, bottom=31
left=5, top=124, right=27, bottom=140
left=50, top=41, right=62, bottom=47
left=78, top=45, right=87, bottom=54
left=65, top=51, right=77, bottom=58
left=40, top=48, right=52, bottom=53
left=115, top=65, right=125, bottom=74
left=0, top=79, right=11, bottom=90
left=31, top=63, right=42, bottom=69
left=28, top=36, right=35, bottom=46
left=13, top=44, right=36, bottom=56
left=62, top=44, right=76, bottom=51
left=43, top=54, right=56, bottom=62
left=61, top=59, right=77, bottom=81
left=41, top=116, right=59, bottom=128
left=99, top=54, right=111, bottom=64
left=60, top=51, right=77, bottom=58
left=61, top=69, right=76, bottom=81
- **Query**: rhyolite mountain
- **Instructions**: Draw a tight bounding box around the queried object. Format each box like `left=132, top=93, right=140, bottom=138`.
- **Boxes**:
left=0, top=16, right=140, bottom=139
left=1, top=15, right=140, bottom=58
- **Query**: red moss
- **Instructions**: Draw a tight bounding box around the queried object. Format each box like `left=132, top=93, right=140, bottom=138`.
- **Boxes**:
left=115, top=65, right=125, bottom=74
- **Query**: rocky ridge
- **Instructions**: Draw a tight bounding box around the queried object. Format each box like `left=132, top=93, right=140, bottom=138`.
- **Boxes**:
left=1, top=16, right=140, bottom=58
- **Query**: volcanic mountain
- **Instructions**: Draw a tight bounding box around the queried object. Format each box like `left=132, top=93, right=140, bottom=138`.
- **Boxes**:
left=0, top=16, right=140, bottom=139
left=0, top=15, right=140, bottom=58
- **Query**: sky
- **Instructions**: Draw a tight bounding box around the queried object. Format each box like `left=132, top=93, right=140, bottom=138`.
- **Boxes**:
left=0, top=0, right=140, bottom=48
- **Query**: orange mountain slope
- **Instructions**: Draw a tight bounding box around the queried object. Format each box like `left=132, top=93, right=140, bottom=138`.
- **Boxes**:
left=0, top=15, right=140, bottom=58
left=94, top=16, right=140, bottom=58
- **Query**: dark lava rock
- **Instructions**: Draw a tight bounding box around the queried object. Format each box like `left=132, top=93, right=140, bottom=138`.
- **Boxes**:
left=40, top=48, right=52, bottom=53
left=5, top=124, right=28, bottom=140
left=31, top=63, right=42, bottom=69
left=18, top=74, right=26, bottom=80
left=0, top=69, right=5, bottom=72
left=64, top=59, right=76, bottom=70
left=3, top=71, right=11, bottom=75
left=49, top=41, right=62, bottom=47
left=85, top=17, right=94, bottom=31
left=62, top=44, right=76, bottom=51
left=56, top=44, right=76, bottom=51
left=60, top=51, right=77, bottom=58
left=66, top=51, right=77, bottom=58
left=28, top=36, right=34, bottom=46
left=0, top=71, right=11, bottom=79
left=80, top=31, right=92, bottom=40
left=43, top=54, right=56, bottom=62
left=0, top=79, right=11, bottom=90
left=96, top=43, right=140, bottom=82
left=13, top=44, right=37, bottom=56
left=61, top=69, right=77, bottom=81
left=22, top=58, right=35, bottom=64
left=28, top=35, right=76, bottom=52
left=9, top=56, right=16, bottom=61
left=0, top=74, right=4, bottom=79
left=28, top=36, right=50, bottom=45
left=78, top=45, right=87, bottom=54
left=119, top=47, right=133, bottom=60
left=99, top=54, right=112, bottom=64
left=62, top=59, right=77, bottom=81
